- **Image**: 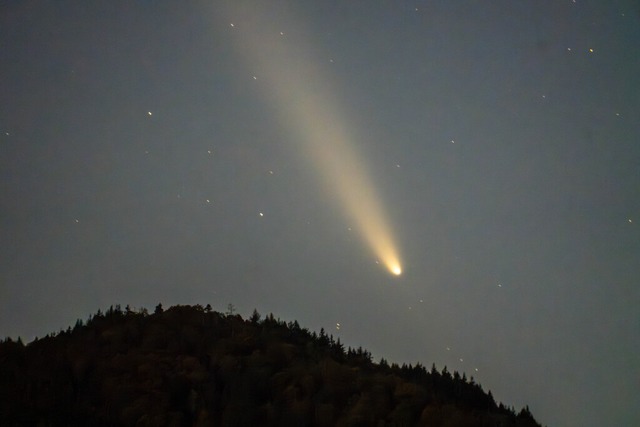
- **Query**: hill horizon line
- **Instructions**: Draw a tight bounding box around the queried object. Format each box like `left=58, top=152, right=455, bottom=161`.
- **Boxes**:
left=0, top=303, right=542, bottom=426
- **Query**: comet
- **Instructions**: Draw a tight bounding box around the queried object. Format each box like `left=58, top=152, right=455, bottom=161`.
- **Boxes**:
left=222, top=5, right=402, bottom=276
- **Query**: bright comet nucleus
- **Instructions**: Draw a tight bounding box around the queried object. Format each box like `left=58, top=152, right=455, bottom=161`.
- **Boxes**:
left=223, top=4, right=403, bottom=277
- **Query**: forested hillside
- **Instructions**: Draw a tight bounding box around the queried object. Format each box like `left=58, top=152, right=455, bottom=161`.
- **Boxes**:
left=0, top=304, right=541, bottom=427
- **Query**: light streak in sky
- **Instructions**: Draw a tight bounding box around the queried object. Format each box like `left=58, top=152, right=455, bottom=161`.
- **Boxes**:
left=224, top=5, right=402, bottom=276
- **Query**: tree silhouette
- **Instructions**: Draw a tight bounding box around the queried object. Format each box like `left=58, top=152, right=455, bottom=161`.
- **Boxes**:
left=250, top=308, right=261, bottom=324
left=154, top=303, right=163, bottom=314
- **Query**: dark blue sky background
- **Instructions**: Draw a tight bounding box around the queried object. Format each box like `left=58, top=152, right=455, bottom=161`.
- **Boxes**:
left=1, top=1, right=639, bottom=426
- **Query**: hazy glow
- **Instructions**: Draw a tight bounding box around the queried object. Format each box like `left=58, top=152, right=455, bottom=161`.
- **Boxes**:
left=225, top=6, right=402, bottom=276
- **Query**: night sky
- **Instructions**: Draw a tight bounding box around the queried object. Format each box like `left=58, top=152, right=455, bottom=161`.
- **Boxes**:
left=1, top=1, right=639, bottom=426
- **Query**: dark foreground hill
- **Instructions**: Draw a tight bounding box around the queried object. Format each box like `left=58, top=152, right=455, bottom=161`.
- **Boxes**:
left=0, top=304, right=541, bottom=427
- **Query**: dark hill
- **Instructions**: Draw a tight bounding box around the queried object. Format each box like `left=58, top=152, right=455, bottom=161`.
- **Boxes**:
left=0, top=304, right=541, bottom=427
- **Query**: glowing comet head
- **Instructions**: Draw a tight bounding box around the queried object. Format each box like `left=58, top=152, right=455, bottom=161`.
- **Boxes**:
left=391, top=265, right=402, bottom=276
left=384, top=255, right=402, bottom=276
